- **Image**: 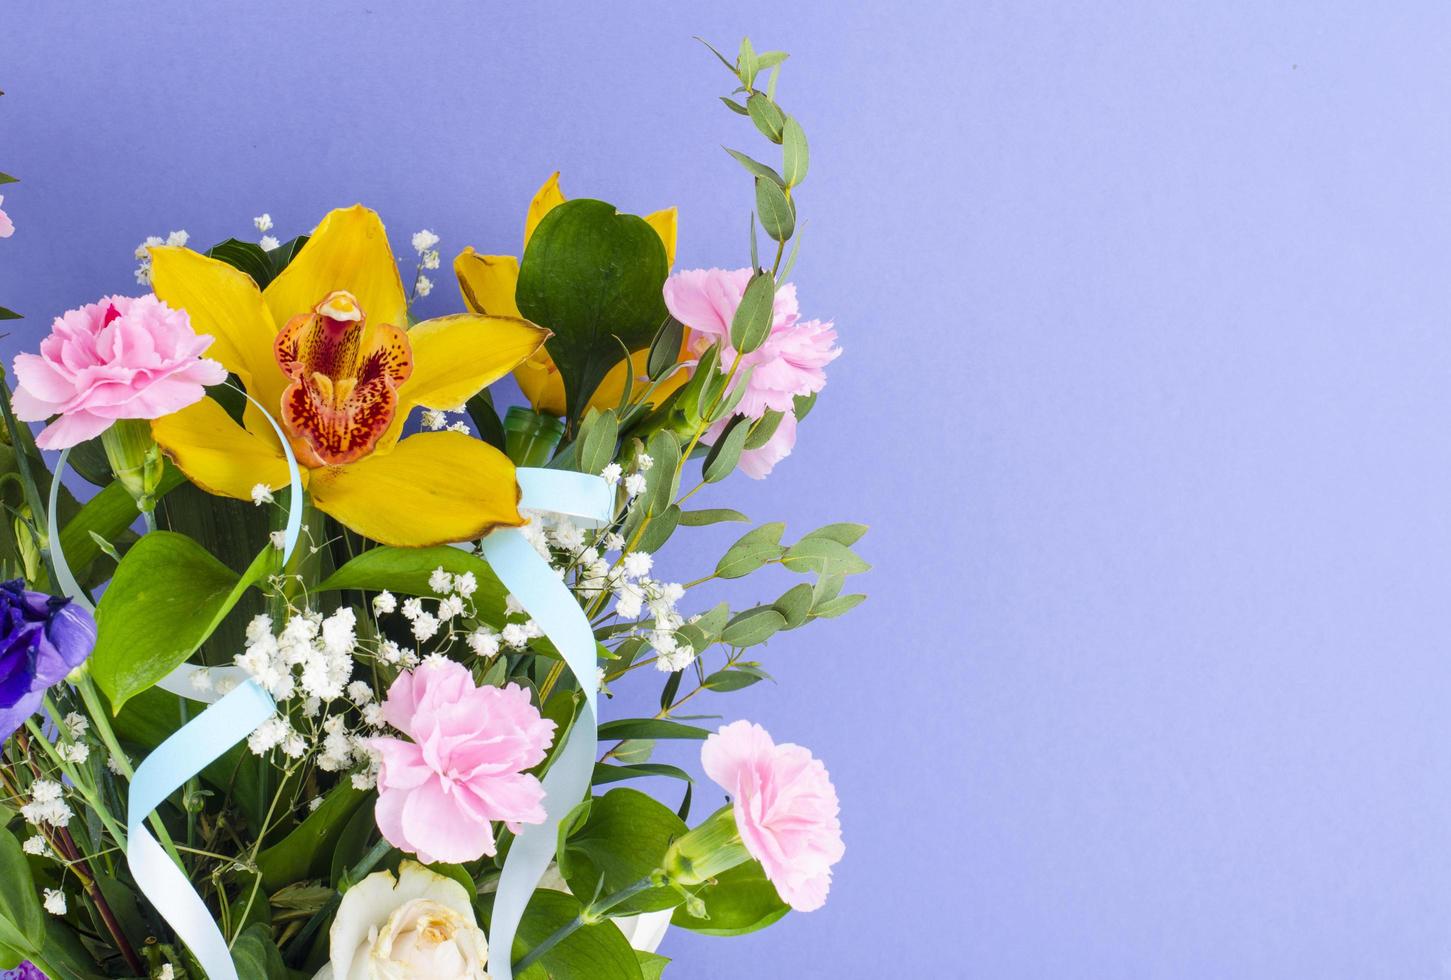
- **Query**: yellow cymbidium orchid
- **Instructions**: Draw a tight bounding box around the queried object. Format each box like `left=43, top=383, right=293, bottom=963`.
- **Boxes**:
left=146, top=205, right=550, bottom=548
left=454, top=172, right=690, bottom=416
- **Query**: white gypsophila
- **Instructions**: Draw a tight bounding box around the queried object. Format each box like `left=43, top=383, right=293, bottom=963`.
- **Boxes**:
left=43, top=889, right=65, bottom=916
left=309, top=797, right=324, bottom=813
left=250, top=483, right=274, bottom=506
left=614, top=581, right=646, bottom=620
left=466, top=627, right=500, bottom=657
left=448, top=420, right=470, bottom=434
left=377, top=640, right=404, bottom=665
left=601, top=462, right=623, bottom=487
left=550, top=518, right=585, bottom=553
left=504, top=594, right=525, bottom=617
left=410, top=612, right=440, bottom=642
left=501, top=622, right=530, bottom=650
left=282, top=731, right=307, bottom=759
left=523, top=619, right=543, bottom=639
left=351, top=771, right=377, bottom=790
left=656, top=645, right=695, bottom=673
left=166, top=230, right=189, bottom=248
left=106, top=755, right=125, bottom=775
left=269, top=530, right=287, bottom=550
left=423, top=249, right=441, bottom=270
left=373, top=590, right=397, bottom=616
left=321, top=608, right=358, bottom=657
left=22, top=780, right=72, bottom=829
left=160, top=965, right=176, bottom=980
left=603, top=532, right=626, bottom=553
left=363, top=703, right=386, bottom=728
left=429, top=567, right=454, bottom=594
left=63, top=712, right=88, bottom=738
left=624, top=473, right=647, bottom=497
left=22, top=835, right=49, bottom=857
left=422, top=409, right=448, bottom=431
left=622, top=551, right=653, bottom=579
left=59, top=742, right=89, bottom=765
left=254, top=213, right=273, bottom=233
left=246, top=716, right=288, bottom=755
left=415, top=274, right=434, bottom=297
left=453, top=571, right=478, bottom=598
left=260, top=235, right=280, bottom=251
left=411, top=229, right=439, bottom=254
left=401, top=597, right=423, bottom=621
left=246, top=614, right=273, bottom=644
left=649, top=629, right=678, bottom=655
left=438, top=595, right=465, bottom=621
left=636, top=452, right=654, bottom=472
left=347, top=680, right=374, bottom=705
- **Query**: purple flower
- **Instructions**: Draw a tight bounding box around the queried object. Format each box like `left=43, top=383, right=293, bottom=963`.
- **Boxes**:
left=0, top=581, right=95, bottom=740
left=1, top=961, right=48, bottom=979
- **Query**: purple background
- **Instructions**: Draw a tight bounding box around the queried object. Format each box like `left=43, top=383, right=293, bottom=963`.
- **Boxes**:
left=6, top=1, right=1451, bottom=976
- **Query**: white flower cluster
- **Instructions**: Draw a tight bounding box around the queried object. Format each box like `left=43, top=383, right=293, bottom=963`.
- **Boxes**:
left=411, top=229, right=441, bottom=297
left=421, top=408, right=471, bottom=435
left=255, top=212, right=280, bottom=251
left=133, top=230, right=190, bottom=284
left=21, top=779, right=72, bottom=829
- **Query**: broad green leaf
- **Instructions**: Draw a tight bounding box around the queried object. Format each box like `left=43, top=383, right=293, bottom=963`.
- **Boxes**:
left=744, top=410, right=784, bottom=451
left=329, top=797, right=382, bottom=889
left=0, top=173, right=16, bottom=185
left=635, top=503, right=680, bottom=555
left=646, top=316, right=685, bottom=381
left=207, top=238, right=276, bottom=289
left=577, top=408, right=620, bottom=477
left=746, top=93, right=785, bottom=143
left=514, top=889, right=643, bottom=980
left=793, top=390, right=817, bottom=422
left=267, top=234, right=310, bottom=278
left=517, top=199, right=670, bottom=424
left=721, top=606, right=786, bottom=647
left=756, top=50, right=790, bottom=70
left=91, top=532, right=272, bottom=709
left=801, top=522, right=869, bottom=547
left=737, top=36, right=759, bottom=87
left=0, top=826, right=44, bottom=952
left=636, top=951, right=670, bottom=980
left=679, top=508, right=749, bottom=527
left=782, top=116, right=810, bottom=187
left=316, top=545, right=506, bottom=620
left=597, top=718, right=710, bottom=741
left=466, top=389, right=507, bottom=453
left=813, top=593, right=867, bottom=618
left=641, top=431, right=681, bottom=517
left=715, top=523, right=785, bottom=579
left=256, top=783, right=369, bottom=888
left=719, top=97, right=748, bottom=115
left=559, top=788, right=688, bottom=914
left=723, top=147, right=785, bottom=187
left=592, top=762, right=693, bottom=786
left=755, top=177, right=795, bottom=242
left=230, top=922, right=290, bottom=979
left=703, top=668, right=765, bottom=692
left=781, top=537, right=871, bottom=576
left=60, top=466, right=186, bottom=588
left=703, top=415, right=750, bottom=483
left=773, top=582, right=815, bottom=628
left=0, top=308, right=19, bottom=321
left=730, top=270, right=776, bottom=354
left=670, top=860, right=789, bottom=936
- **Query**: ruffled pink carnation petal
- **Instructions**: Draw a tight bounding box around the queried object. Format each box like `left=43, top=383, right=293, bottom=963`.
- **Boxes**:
left=9, top=294, right=224, bottom=449
left=371, top=662, right=556, bottom=865
left=701, top=720, right=845, bottom=912
left=0, top=196, right=12, bottom=239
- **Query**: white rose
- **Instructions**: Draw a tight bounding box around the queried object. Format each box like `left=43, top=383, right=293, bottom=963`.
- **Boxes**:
left=314, top=861, right=490, bottom=979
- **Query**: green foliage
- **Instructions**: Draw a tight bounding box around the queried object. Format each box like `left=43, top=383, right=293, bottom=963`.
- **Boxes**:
left=670, top=860, right=790, bottom=936
left=715, top=523, right=785, bottom=579
left=256, top=783, right=370, bottom=889
left=516, top=199, right=670, bottom=426
left=558, top=788, right=687, bottom=914
left=0, top=826, right=45, bottom=954
left=91, top=532, right=272, bottom=709
left=597, top=718, right=710, bottom=741
left=576, top=408, right=620, bottom=477
left=230, top=922, right=290, bottom=979
left=729, top=270, right=776, bottom=354
left=679, top=508, right=749, bottom=527
left=316, top=545, right=507, bottom=621
left=513, top=889, right=643, bottom=980
left=206, top=238, right=276, bottom=289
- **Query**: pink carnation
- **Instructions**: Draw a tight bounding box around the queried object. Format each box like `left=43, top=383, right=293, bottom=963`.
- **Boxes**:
left=11, top=295, right=225, bottom=450
left=663, top=268, right=840, bottom=478
left=370, top=659, right=556, bottom=864
left=0, top=195, right=13, bottom=238
left=701, top=720, right=845, bottom=912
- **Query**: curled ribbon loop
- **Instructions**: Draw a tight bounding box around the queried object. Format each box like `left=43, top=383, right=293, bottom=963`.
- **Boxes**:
left=484, top=468, right=613, bottom=980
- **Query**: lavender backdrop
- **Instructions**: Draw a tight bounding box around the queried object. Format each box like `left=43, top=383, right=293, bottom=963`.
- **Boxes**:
left=6, top=1, right=1451, bottom=976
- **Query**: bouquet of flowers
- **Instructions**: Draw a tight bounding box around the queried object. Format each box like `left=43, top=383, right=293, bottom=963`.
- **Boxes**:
left=0, top=36, right=863, bottom=980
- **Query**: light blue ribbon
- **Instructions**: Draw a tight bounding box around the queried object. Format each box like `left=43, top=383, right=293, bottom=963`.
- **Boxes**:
left=484, top=467, right=612, bottom=980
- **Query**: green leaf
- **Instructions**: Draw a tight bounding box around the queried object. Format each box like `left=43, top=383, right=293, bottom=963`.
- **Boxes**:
left=646, top=316, right=685, bottom=382
left=773, top=582, right=815, bottom=628
left=744, top=410, right=785, bottom=451
left=0, top=173, right=16, bottom=185
left=671, top=860, right=789, bottom=936
left=91, top=533, right=273, bottom=709
left=801, top=522, right=869, bottom=547
left=756, top=51, right=790, bottom=70
left=0, top=308, right=19, bottom=321
left=781, top=537, right=871, bottom=577
left=723, top=147, right=785, bottom=187
left=640, top=430, right=681, bottom=517
left=755, top=177, right=795, bottom=242
left=746, top=93, right=786, bottom=143
left=813, top=593, right=867, bottom=618
left=793, top=390, right=818, bottom=422
left=719, top=97, right=748, bottom=115
left=592, top=762, right=693, bottom=786
left=737, top=36, right=759, bottom=87
left=466, top=390, right=507, bottom=453
left=679, top=508, right=749, bottom=527
left=693, top=35, right=738, bottom=74
left=782, top=116, right=810, bottom=187
left=517, top=199, right=670, bottom=424
left=230, top=922, right=290, bottom=979
left=635, top=503, right=679, bottom=555
left=730, top=270, right=776, bottom=354
left=267, top=234, right=310, bottom=278
left=514, top=889, right=644, bottom=980
left=0, top=825, right=45, bottom=952
left=703, top=668, right=765, bottom=692
left=559, top=788, right=688, bottom=914
left=577, top=408, right=620, bottom=477
left=59, top=466, right=186, bottom=588
left=256, top=783, right=369, bottom=889
left=207, top=238, right=275, bottom=289
left=636, top=950, right=670, bottom=980
left=597, top=718, right=710, bottom=741
left=721, top=606, right=786, bottom=647
left=316, top=545, right=506, bottom=620
left=715, top=523, right=785, bottom=579
left=702, top=416, right=750, bottom=483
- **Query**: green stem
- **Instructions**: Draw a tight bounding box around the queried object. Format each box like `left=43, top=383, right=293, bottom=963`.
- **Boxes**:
left=513, top=875, right=658, bottom=974
left=284, top=837, right=392, bottom=963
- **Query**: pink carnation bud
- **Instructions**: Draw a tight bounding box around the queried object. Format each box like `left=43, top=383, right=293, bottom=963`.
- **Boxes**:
left=10, top=294, right=226, bottom=449
left=370, top=659, right=556, bottom=864
left=701, top=720, right=845, bottom=911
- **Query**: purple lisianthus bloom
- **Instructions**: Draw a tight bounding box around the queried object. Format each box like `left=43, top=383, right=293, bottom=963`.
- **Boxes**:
left=0, top=581, right=95, bottom=740
left=1, top=961, right=48, bottom=979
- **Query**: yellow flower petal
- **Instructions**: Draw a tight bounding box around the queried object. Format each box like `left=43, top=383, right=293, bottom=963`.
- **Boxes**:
left=151, top=397, right=299, bottom=501
left=454, top=249, right=522, bottom=318
left=515, top=349, right=567, bottom=416
left=308, top=431, right=523, bottom=547
left=400, top=314, right=550, bottom=412
left=644, top=207, right=678, bottom=268
left=264, top=205, right=409, bottom=335
left=147, top=246, right=280, bottom=405
left=523, top=172, right=566, bottom=246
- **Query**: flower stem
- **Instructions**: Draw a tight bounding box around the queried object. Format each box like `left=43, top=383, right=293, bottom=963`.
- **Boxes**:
left=283, top=836, right=392, bottom=964
left=512, top=875, right=658, bottom=974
